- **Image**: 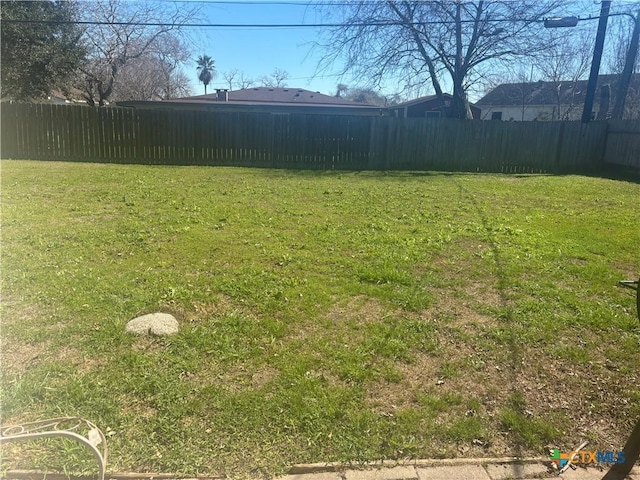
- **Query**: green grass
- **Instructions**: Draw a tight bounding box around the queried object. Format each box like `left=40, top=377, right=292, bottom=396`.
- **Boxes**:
left=1, top=161, right=639, bottom=476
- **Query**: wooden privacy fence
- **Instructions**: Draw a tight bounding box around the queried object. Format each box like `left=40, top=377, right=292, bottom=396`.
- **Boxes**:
left=1, top=103, right=631, bottom=173
left=604, top=119, right=640, bottom=171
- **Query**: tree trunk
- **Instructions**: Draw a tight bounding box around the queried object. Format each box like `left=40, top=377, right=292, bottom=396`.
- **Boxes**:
left=450, top=90, right=470, bottom=118
left=600, top=416, right=640, bottom=479
left=448, top=3, right=473, bottom=119
left=611, top=11, right=640, bottom=119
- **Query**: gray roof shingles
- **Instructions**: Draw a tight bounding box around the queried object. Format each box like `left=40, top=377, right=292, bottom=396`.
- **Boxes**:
left=477, top=74, right=640, bottom=107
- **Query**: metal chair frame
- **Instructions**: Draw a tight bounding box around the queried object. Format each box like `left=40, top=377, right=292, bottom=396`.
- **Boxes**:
left=0, top=417, right=107, bottom=480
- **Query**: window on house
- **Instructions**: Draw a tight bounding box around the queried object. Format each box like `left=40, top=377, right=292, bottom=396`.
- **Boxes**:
left=491, top=111, right=503, bottom=120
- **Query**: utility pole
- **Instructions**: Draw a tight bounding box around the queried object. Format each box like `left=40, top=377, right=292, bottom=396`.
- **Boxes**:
left=612, top=11, right=640, bottom=119
left=582, top=0, right=611, bottom=123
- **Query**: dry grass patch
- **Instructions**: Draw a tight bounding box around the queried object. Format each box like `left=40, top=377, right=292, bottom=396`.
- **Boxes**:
left=218, top=364, right=280, bottom=393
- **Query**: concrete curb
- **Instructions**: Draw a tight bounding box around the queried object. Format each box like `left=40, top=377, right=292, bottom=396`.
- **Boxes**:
left=287, top=457, right=550, bottom=474
left=3, top=460, right=639, bottom=480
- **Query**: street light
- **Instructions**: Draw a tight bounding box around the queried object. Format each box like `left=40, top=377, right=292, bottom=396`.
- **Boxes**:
left=543, top=16, right=579, bottom=28
left=544, top=3, right=611, bottom=123
left=544, top=4, right=640, bottom=122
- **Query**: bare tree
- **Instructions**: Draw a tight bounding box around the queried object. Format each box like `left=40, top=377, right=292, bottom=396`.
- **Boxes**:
left=223, top=69, right=239, bottom=90
left=237, top=72, right=256, bottom=89
left=223, top=69, right=255, bottom=90
left=316, top=1, right=563, bottom=119
left=607, top=12, right=640, bottom=76
left=259, top=68, right=289, bottom=88
left=335, top=83, right=349, bottom=97
left=608, top=10, right=640, bottom=119
left=535, top=28, right=592, bottom=120
left=110, top=35, right=192, bottom=101
left=345, top=86, right=389, bottom=106
left=110, top=56, right=192, bottom=101
left=77, top=0, right=199, bottom=106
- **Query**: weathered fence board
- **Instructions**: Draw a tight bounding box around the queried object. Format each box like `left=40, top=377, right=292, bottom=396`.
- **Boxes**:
left=604, top=119, right=640, bottom=170
left=1, top=103, right=636, bottom=174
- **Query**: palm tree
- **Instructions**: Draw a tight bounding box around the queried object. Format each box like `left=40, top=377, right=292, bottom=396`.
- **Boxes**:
left=196, top=55, right=216, bottom=95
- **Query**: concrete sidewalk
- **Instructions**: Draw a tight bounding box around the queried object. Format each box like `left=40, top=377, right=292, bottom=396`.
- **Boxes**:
left=276, top=459, right=640, bottom=480
left=4, top=459, right=639, bottom=480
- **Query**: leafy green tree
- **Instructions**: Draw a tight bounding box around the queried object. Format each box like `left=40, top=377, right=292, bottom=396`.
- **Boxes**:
left=1, top=0, right=86, bottom=101
left=196, top=55, right=216, bottom=94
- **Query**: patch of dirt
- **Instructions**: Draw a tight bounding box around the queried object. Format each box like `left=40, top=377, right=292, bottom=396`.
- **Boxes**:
left=611, top=261, right=640, bottom=282
left=425, top=338, right=636, bottom=455
left=428, top=287, right=499, bottom=328
left=325, top=295, right=391, bottom=327
left=0, top=297, right=88, bottom=376
left=132, top=402, right=159, bottom=421
left=430, top=237, right=495, bottom=267
left=365, top=353, right=440, bottom=415
left=2, top=339, right=105, bottom=377
left=192, top=363, right=280, bottom=394
left=1, top=299, right=55, bottom=376
left=515, top=348, right=639, bottom=449
left=285, top=295, right=392, bottom=346
left=56, top=345, right=105, bottom=375
left=1, top=296, right=108, bottom=380
left=361, top=257, right=637, bottom=459
left=185, top=295, right=240, bottom=321
left=1, top=338, right=48, bottom=376
left=222, top=364, right=280, bottom=393
left=349, top=256, right=505, bottom=420
left=0, top=296, right=42, bottom=328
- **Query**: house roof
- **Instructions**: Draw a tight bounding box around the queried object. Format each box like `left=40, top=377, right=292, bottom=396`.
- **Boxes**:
left=390, top=94, right=441, bottom=109
left=477, top=74, right=640, bottom=107
left=170, top=87, right=375, bottom=107
left=389, top=93, right=479, bottom=109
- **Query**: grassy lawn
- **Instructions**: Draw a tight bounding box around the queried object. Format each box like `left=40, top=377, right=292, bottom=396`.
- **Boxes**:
left=1, top=160, right=639, bottom=477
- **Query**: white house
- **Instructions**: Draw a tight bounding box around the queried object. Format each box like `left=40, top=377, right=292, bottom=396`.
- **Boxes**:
left=477, top=74, right=640, bottom=121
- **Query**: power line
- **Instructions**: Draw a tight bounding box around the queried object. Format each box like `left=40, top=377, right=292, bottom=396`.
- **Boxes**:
left=133, top=0, right=356, bottom=2
left=153, top=0, right=558, bottom=4
left=0, top=18, right=552, bottom=28
left=2, top=11, right=631, bottom=28
left=155, top=0, right=627, bottom=5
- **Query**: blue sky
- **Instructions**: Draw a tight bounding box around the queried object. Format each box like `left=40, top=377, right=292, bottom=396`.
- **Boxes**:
left=179, top=0, right=639, bottom=99
left=185, top=2, right=343, bottom=96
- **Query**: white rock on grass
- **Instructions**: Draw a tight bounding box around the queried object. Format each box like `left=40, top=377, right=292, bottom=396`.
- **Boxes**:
left=125, top=313, right=179, bottom=336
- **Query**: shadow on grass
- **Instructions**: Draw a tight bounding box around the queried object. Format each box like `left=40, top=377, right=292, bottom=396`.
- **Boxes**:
left=278, top=167, right=639, bottom=184
left=588, top=165, right=640, bottom=184
left=454, top=180, right=528, bottom=470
